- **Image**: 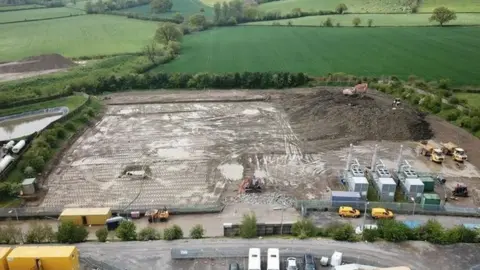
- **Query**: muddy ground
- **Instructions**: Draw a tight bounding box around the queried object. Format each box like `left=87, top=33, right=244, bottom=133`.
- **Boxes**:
left=0, top=54, right=75, bottom=82
left=40, top=89, right=480, bottom=210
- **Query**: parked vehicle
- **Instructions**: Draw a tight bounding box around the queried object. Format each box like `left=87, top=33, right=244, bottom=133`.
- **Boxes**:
left=229, top=262, right=240, bottom=270
left=338, top=206, right=360, bottom=218
left=248, top=248, right=261, bottom=270
left=371, top=208, right=394, bottom=219
left=304, top=254, right=316, bottom=270
left=267, top=248, right=280, bottom=270
left=286, top=257, right=298, bottom=270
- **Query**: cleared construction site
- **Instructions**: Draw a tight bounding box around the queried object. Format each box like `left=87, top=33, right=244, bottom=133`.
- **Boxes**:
left=39, top=88, right=480, bottom=212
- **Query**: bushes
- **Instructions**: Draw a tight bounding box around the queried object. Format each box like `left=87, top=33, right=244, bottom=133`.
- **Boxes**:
left=0, top=223, right=23, bottom=244
left=96, top=227, right=109, bottom=242
left=362, top=228, right=379, bottom=242
left=56, top=221, right=89, bottom=243
left=377, top=219, right=410, bottom=242
left=116, top=220, right=137, bottom=241
left=163, top=225, right=183, bottom=240
left=25, top=223, right=55, bottom=244
left=332, top=223, right=356, bottom=241
left=138, top=227, right=161, bottom=241
left=239, top=213, right=257, bottom=238
left=292, top=218, right=316, bottom=239
left=189, top=224, right=205, bottom=239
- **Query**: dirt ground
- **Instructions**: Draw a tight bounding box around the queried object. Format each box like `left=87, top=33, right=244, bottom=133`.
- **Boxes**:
left=39, top=89, right=480, bottom=210
left=0, top=54, right=74, bottom=82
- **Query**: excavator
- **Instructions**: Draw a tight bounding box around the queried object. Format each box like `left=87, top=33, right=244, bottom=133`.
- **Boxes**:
left=239, top=176, right=263, bottom=193
left=342, top=83, right=368, bottom=97
left=145, top=206, right=169, bottom=223
left=452, top=183, right=469, bottom=197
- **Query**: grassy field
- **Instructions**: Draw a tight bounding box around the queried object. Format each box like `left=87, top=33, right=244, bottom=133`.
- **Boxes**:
left=159, top=26, right=480, bottom=85
left=121, top=0, right=213, bottom=18
left=246, top=13, right=480, bottom=26
left=0, top=4, right=44, bottom=11
left=455, top=93, right=480, bottom=107
left=419, top=0, right=480, bottom=12
left=0, top=7, right=84, bottom=23
left=257, top=0, right=411, bottom=14
left=0, top=15, right=157, bottom=61
left=0, top=95, right=87, bottom=117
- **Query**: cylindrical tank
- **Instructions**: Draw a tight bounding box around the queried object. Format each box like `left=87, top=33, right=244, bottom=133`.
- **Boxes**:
left=12, top=140, right=26, bottom=154
left=0, top=155, right=14, bottom=173
left=2, top=140, right=15, bottom=150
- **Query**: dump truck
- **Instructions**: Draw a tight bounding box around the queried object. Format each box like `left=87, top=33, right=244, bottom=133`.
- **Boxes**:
left=145, top=207, right=169, bottom=223
left=419, top=141, right=445, bottom=163
left=342, top=83, right=368, bottom=96
left=441, top=142, right=468, bottom=162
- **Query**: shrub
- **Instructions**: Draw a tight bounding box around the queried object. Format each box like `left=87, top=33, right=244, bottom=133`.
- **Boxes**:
left=362, top=228, right=379, bottom=242
left=116, top=220, right=137, bottom=241
left=189, top=224, right=205, bottom=239
left=168, top=41, right=181, bottom=55
left=444, top=225, right=479, bottom=244
left=163, top=225, right=183, bottom=240
left=25, top=223, right=55, bottom=244
left=239, top=213, right=257, bottom=238
left=336, top=3, right=348, bottom=14
left=352, top=17, right=361, bottom=27
left=56, top=127, right=67, bottom=139
left=292, top=218, right=316, bottom=239
left=0, top=223, right=23, bottom=244
left=86, top=108, right=95, bottom=117
left=323, top=17, right=333, bottom=27
left=24, top=166, right=36, bottom=178
left=65, top=122, right=76, bottom=131
left=138, top=227, right=161, bottom=241
left=56, top=221, right=89, bottom=243
left=367, top=19, right=373, bottom=27
left=324, top=221, right=346, bottom=237
left=417, top=220, right=445, bottom=244
left=336, top=22, right=340, bottom=27
left=96, top=227, right=109, bottom=242
left=332, top=223, right=356, bottom=241
left=172, top=224, right=183, bottom=239
left=377, top=219, right=410, bottom=242
left=445, top=109, right=461, bottom=121
left=28, top=156, right=45, bottom=172
left=45, top=134, right=58, bottom=148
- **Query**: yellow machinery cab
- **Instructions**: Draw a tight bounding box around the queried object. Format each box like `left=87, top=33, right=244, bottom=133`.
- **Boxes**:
left=431, top=149, right=445, bottom=163
left=338, top=206, right=360, bottom=218
left=371, top=207, right=394, bottom=219
left=453, top=148, right=467, bottom=162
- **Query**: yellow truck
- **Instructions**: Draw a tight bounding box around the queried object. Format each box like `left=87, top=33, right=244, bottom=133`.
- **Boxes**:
left=419, top=140, right=445, bottom=163
left=441, top=142, right=468, bottom=162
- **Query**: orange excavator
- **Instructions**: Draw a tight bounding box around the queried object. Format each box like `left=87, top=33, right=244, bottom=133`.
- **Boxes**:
left=342, top=83, right=368, bottom=96
left=239, top=176, right=263, bottom=193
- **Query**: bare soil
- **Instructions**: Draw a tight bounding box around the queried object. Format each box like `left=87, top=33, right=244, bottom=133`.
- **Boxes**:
left=0, top=53, right=75, bottom=73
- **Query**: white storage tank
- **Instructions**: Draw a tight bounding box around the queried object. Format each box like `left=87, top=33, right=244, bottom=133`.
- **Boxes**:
left=12, top=140, right=26, bottom=154
left=2, top=140, right=15, bottom=150
left=0, top=155, right=14, bottom=173
left=404, top=178, right=424, bottom=201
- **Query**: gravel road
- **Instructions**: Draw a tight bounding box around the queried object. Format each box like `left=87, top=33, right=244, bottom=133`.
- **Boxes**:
left=77, top=238, right=480, bottom=270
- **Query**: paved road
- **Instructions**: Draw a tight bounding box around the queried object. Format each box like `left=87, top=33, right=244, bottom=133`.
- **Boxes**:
left=77, top=238, right=480, bottom=270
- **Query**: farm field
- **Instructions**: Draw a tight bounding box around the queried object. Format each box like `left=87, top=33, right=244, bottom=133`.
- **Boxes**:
left=0, top=15, right=156, bottom=61
left=456, top=93, right=480, bottom=107
left=419, top=0, right=480, bottom=12
left=246, top=13, right=480, bottom=26
left=0, top=4, right=43, bottom=11
left=257, top=0, right=412, bottom=14
left=0, top=7, right=84, bottom=23
left=121, top=0, right=213, bottom=18
left=160, top=26, right=480, bottom=85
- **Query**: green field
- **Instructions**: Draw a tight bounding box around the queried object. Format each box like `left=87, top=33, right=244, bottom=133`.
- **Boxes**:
left=0, top=4, right=43, bottom=11
left=159, top=26, right=480, bottom=85
left=0, top=7, right=85, bottom=23
left=419, top=0, right=480, bottom=12
left=258, top=0, right=412, bottom=14
left=247, top=13, right=480, bottom=26
left=121, top=0, right=213, bottom=18
left=0, top=15, right=157, bottom=61
left=0, top=95, right=87, bottom=117
left=455, top=93, right=480, bottom=106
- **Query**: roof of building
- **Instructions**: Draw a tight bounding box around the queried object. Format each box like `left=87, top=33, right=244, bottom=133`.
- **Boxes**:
left=352, top=176, right=369, bottom=184
left=60, top=207, right=111, bottom=216
left=0, top=247, right=12, bottom=259
left=423, top=193, right=440, bottom=199
left=378, top=177, right=396, bottom=185
left=331, top=191, right=361, bottom=198
left=7, top=246, right=76, bottom=258
left=22, top=178, right=36, bottom=185
left=405, top=177, right=424, bottom=186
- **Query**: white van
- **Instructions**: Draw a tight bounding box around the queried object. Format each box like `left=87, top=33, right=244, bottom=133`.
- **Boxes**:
left=248, top=248, right=261, bottom=270
left=267, top=248, right=280, bottom=270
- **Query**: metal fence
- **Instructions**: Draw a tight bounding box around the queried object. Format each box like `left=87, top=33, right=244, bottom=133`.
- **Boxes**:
left=296, top=199, right=480, bottom=217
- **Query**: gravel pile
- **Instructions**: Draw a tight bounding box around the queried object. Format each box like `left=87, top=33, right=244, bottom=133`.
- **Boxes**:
left=226, top=192, right=296, bottom=207
left=281, top=89, right=434, bottom=143
left=0, top=54, right=75, bottom=73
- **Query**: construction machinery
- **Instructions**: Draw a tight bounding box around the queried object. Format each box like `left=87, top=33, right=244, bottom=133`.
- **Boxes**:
left=452, top=183, right=469, bottom=197
left=145, top=206, right=169, bottom=223
left=342, top=83, right=368, bottom=96
left=440, top=142, right=468, bottom=162
left=419, top=140, right=445, bottom=163
left=239, top=176, right=263, bottom=193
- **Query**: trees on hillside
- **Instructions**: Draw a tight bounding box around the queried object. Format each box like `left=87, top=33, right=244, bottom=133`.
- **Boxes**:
left=336, top=3, right=348, bottom=14
left=189, top=13, right=207, bottom=30
left=429, top=6, right=456, bottom=26
left=352, top=17, right=361, bottom=26
left=151, top=0, right=172, bottom=13
left=155, top=22, right=183, bottom=45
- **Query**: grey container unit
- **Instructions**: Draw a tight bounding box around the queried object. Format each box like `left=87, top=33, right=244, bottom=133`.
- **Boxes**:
left=344, top=162, right=369, bottom=198
left=21, top=178, right=37, bottom=195
left=331, top=191, right=364, bottom=208
left=404, top=177, right=425, bottom=202
left=372, top=164, right=396, bottom=202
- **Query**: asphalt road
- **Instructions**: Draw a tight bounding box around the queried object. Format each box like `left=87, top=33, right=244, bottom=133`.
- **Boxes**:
left=77, top=238, right=480, bottom=270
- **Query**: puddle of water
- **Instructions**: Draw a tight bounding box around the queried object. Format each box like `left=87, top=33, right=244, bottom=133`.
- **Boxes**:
left=218, top=163, right=244, bottom=181
left=242, top=109, right=260, bottom=115
left=0, top=113, right=63, bottom=140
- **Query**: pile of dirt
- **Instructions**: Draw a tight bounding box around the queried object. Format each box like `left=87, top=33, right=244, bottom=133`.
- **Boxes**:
left=280, top=89, right=434, bottom=144
left=0, top=54, right=75, bottom=73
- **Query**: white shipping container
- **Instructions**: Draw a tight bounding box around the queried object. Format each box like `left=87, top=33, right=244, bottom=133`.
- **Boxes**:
left=12, top=140, right=26, bottom=154
left=0, top=155, right=14, bottom=173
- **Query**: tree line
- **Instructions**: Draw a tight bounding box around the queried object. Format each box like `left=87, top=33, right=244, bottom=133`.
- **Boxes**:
left=85, top=0, right=149, bottom=13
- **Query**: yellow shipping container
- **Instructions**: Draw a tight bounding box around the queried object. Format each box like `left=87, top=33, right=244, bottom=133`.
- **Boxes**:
left=59, top=207, right=112, bottom=225
left=0, top=247, right=12, bottom=270
left=7, top=246, right=79, bottom=270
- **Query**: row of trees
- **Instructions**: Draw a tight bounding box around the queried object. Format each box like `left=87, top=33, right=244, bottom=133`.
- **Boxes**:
left=85, top=0, right=149, bottom=14
left=0, top=0, right=63, bottom=7
left=0, top=221, right=88, bottom=244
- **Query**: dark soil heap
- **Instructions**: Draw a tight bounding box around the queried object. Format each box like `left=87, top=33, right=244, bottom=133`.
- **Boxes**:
left=281, top=89, right=433, bottom=143
left=0, top=54, right=75, bottom=73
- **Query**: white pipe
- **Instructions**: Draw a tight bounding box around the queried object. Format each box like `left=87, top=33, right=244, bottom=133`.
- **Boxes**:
left=345, top=143, right=353, bottom=171
left=396, top=145, right=404, bottom=172
left=370, top=144, right=378, bottom=170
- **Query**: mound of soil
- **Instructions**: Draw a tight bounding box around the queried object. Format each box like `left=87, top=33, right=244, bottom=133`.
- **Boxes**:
left=281, top=89, right=433, bottom=144
left=0, top=54, right=75, bottom=73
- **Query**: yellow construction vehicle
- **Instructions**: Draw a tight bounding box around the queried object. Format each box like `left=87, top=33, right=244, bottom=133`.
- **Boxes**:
left=145, top=207, right=169, bottom=223
left=419, top=140, right=445, bottom=163
left=441, top=142, right=468, bottom=162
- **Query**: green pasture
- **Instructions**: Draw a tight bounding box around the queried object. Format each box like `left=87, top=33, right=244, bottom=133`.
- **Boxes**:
left=419, top=0, right=480, bottom=12
left=159, top=26, right=480, bottom=85
left=0, top=7, right=84, bottom=23
left=455, top=93, right=480, bottom=107
left=0, top=4, right=43, bottom=11
left=0, top=95, right=88, bottom=117
left=121, top=0, right=213, bottom=18
left=0, top=15, right=157, bottom=61
left=246, top=13, right=480, bottom=26
left=257, top=0, right=411, bottom=14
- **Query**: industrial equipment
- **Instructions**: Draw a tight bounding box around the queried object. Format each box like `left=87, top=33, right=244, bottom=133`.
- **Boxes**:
left=452, top=183, right=468, bottom=197
left=11, top=140, right=26, bottom=154
left=145, top=207, right=169, bottom=223
left=342, top=144, right=369, bottom=198
left=440, top=142, right=468, bottom=162
left=0, top=155, right=14, bottom=174
left=370, top=145, right=396, bottom=201
left=342, top=83, right=368, bottom=96
left=393, top=98, right=402, bottom=107
left=240, top=176, right=263, bottom=193
left=394, top=146, right=425, bottom=202
left=419, top=140, right=444, bottom=163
